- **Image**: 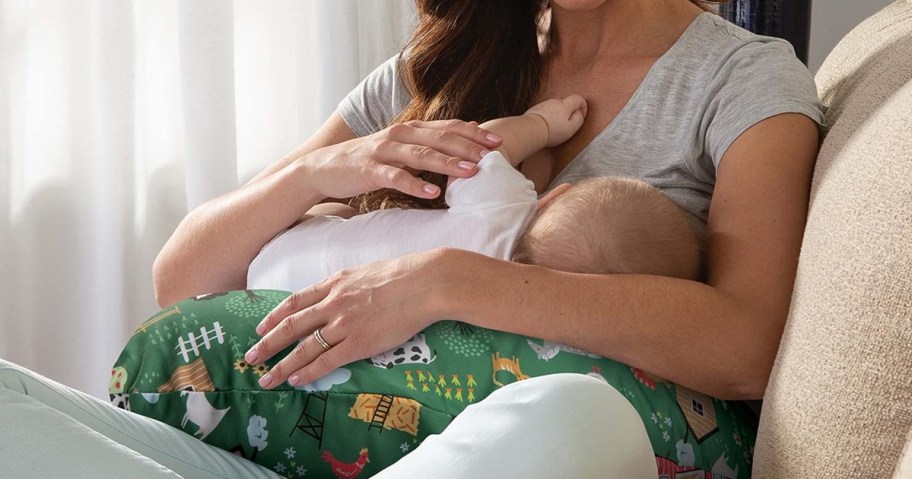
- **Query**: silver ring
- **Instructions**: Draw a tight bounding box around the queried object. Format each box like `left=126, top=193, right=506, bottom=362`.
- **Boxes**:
left=313, top=328, right=332, bottom=351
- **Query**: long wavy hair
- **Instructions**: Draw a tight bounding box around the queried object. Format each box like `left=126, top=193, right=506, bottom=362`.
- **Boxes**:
left=355, top=0, right=728, bottom=212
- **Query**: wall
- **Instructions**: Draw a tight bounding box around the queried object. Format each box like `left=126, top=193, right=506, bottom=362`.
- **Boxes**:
left=809, top=0, right=896, bottom=72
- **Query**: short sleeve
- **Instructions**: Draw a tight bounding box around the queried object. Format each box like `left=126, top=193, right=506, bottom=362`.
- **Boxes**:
left=338, top=54, right=413, bottom=137
left=704, top=39, right=825, bottom=169
left=446, top=152, right=538, bottom=213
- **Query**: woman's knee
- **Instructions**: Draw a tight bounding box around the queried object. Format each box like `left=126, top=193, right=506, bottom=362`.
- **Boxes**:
left=0, top=359, right=49, bottom=396
left=378, top=373, right=657, bottom=478
left=492, top=373, right=657, bottom=478
left=0, top=359, right=38, bottom=395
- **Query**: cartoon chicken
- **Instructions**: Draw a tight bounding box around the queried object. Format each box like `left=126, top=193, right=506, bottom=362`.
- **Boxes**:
left=321, top=448, right=370, bottom=478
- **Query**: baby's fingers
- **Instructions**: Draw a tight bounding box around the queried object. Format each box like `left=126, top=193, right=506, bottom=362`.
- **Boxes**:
left=563, top=94, right=588, bottom=119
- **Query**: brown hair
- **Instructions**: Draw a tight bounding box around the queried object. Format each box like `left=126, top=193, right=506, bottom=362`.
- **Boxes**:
left=354, top=0, right=728, bottom=212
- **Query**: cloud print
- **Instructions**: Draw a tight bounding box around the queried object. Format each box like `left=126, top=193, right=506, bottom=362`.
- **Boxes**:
left=247, top=415, right=269, bottom=451
left=294, top=367, right=352, bottom=392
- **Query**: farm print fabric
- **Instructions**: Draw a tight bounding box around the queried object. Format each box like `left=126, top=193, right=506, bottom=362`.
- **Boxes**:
left=112, top=290, right=756, bottom=478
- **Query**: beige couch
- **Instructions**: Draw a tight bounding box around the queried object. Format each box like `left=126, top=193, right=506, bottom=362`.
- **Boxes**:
left=752, top=1, right=912, bottom=477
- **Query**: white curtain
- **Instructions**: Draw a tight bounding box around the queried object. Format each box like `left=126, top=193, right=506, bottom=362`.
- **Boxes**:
left=0, top=0, right=416, bottom=399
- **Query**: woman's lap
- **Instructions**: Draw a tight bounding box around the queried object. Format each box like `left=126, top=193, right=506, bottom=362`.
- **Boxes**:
left=111, top=290, right=756, bottom=477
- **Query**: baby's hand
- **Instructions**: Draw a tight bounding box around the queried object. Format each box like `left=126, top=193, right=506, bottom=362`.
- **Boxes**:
left=524, top=95, right=588, bottom=147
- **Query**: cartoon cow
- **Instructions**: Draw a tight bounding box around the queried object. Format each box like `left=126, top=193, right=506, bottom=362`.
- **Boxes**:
left=367, top=334, right=436, bottom=369
left=110, top=393, right=130, bottom=411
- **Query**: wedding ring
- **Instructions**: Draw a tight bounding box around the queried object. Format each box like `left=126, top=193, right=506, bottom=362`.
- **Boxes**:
left=314, top=328, right=332, bottom=351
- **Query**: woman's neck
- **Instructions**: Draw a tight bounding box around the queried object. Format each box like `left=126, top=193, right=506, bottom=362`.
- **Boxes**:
left=546, top=0, right=703, bottom=65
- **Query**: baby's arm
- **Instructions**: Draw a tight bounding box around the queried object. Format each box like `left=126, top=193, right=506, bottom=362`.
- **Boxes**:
left=444, top=97, right=586, bottom=211
left=480, top=95, right=587, bottom=167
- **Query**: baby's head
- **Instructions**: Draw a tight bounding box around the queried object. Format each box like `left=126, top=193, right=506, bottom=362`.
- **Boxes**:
left=512, top=177, right=701, bottom=280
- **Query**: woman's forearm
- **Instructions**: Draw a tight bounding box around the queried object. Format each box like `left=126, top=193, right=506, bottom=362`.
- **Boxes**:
left=439, top=249, right=780, bottom=400
left=153, top=160, right=323, bottom=307
left=154, top=112, right=360, bottom=307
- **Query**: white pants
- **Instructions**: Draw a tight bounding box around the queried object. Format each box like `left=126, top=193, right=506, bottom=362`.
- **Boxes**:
left=0, top=360, right=656, bottom=478
left=376, top=373, right=657, bottom=478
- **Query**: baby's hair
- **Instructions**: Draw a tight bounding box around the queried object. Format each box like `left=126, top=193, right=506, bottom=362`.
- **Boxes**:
left=513, top=177, right=700, bottom=280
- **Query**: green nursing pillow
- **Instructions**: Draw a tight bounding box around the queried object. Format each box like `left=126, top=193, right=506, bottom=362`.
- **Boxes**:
left=112, top=290, right=756, bottom=478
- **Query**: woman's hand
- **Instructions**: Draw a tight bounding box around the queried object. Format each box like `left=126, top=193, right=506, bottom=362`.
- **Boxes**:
left=243, top=249, right=455, bottom=389
left=302, top=119, right=502, bottom=201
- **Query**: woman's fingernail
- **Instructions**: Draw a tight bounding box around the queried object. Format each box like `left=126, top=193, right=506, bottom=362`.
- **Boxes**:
left=423, top=184, right=440, bottom=195
left=288, top=374, right=299, bottom=386
left=486, top=133, right=502, bottom=143
left=458, top=161, right=476, bottom=171
left=479, top=149, right=491, bottom=159
left=259, top=373, right=272, bottom=388
left=255, top=322, right=266, bottom=335
left=245, top=349, right=259, bottom=364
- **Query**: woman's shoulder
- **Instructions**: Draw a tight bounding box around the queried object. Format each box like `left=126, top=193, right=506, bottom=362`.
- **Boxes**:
left=671, top=12, right=812, bottom=81
left=653, top=13, right=823, bottom=136
left=338, top=54, right=413, bottom=137
left=663, top=14, right=824, bottom=167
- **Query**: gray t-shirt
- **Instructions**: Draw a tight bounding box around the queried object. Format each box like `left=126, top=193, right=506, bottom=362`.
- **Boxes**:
left=338, top=12, right=825, bottom=236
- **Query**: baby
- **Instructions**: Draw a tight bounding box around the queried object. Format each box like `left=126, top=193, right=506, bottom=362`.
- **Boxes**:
left=247, top=96, right=700, bottom=290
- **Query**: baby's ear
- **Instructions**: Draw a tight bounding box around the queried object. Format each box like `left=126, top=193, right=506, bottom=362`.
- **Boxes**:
left=538, top=183, right=573, bottom=209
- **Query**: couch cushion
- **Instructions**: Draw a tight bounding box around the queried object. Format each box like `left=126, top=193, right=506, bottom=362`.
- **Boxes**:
left=895, top=428, right=912, bottom=478
left=753, top=1, right=912, bottom=477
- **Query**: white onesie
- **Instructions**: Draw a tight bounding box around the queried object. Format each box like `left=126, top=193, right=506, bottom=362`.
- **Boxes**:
left=246, top=152, right=538, bottom=291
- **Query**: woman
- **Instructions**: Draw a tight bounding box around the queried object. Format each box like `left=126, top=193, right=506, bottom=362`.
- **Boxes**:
left=157, top=0, right=821, bottom=398
left=151, top=0, right=821, bottom=475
